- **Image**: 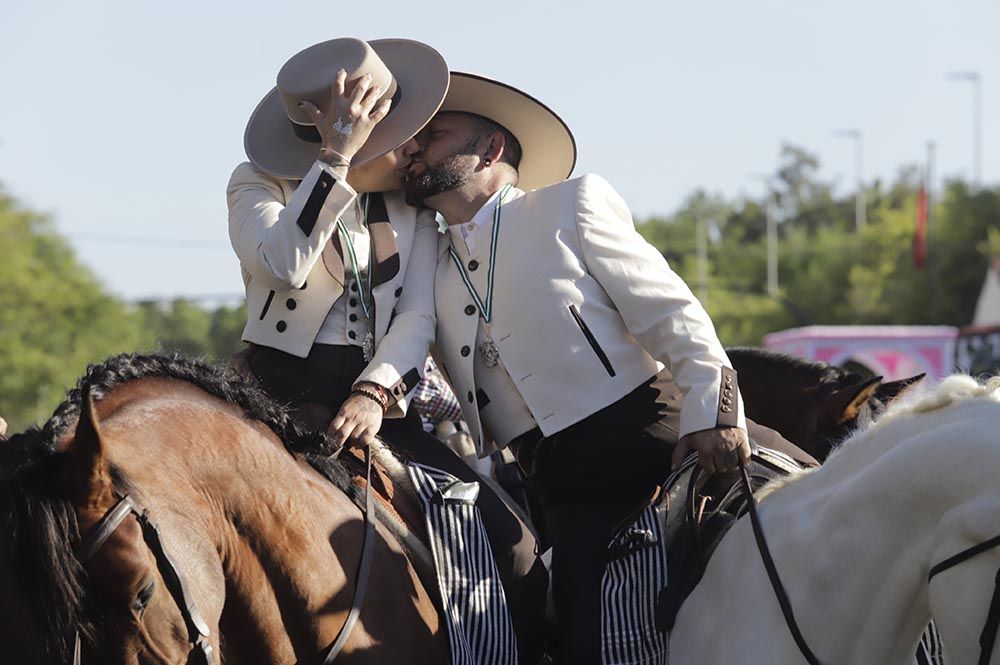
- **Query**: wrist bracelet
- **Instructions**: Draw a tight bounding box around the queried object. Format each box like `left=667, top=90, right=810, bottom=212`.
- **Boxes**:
left=318, top=147, right=351, bottom=168
left=351, top=387, right=388, bottom=412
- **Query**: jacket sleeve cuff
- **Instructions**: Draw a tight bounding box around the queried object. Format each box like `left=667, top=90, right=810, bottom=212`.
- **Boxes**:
left=293, top=161, right=357, bottom=238
left=677, top=366, right=748, bottom=438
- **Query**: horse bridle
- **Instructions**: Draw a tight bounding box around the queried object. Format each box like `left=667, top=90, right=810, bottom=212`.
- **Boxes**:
left=74, top=494, right=215, bottom=665
left=72, top=448, right=375, bottom=665
left=738, top=454, right=1000, bottom=665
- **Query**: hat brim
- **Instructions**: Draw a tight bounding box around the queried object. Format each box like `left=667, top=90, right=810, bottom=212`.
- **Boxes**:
left=440, top=72, right=576, bottom=191
left=244, top=39, right=450, bottom=180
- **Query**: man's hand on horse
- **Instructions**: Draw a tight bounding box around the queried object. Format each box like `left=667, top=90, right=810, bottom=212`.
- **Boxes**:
left=328, top=391, right=385, bottom=450
left=672, top=426, right=751, bottom=474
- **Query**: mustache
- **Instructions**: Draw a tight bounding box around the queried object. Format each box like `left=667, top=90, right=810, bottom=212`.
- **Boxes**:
left=403, top=161, right=425, bottom=182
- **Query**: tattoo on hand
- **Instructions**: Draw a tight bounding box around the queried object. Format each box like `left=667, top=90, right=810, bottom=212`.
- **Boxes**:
left=331, top=117, right=353, bottom=138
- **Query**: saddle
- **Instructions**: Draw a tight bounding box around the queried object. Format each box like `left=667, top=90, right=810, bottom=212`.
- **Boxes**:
left=608, top=445, right=804, bottom=632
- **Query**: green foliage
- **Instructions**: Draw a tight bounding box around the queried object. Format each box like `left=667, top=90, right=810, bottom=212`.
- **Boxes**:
left=134, top=299, right=246, bottom=360
left=0, top=188, right=246, bottom=431
left=0, top=190, right=147, bottom=429
left=636, top=145, right=999, bottom=345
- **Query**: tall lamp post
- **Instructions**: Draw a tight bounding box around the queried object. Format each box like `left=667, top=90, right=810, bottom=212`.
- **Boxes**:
left=947, top=71, right=982, bottom=186
left=750, top=175, right=778, bottom=296
left=695, top=215, right=708, bottom=302
left=834, top=129, right=866, bottom=232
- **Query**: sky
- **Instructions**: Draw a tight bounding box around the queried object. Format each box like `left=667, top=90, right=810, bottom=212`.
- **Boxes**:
left=1, top=0, right=997, bottom=302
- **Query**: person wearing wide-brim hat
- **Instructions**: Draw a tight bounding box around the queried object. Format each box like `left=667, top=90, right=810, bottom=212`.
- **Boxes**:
left=228, top=39, right=548, bottom=664
left=407, top=72, right=816, bottom=663
left=230, top=36, right=449, bottom=441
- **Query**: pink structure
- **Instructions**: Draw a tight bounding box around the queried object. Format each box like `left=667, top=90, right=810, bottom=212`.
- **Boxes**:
left=763, top=326, right=958, bottom=381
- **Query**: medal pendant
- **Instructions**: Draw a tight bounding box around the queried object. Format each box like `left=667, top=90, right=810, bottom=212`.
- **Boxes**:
left=362, top=332, right=375, bottom=363
left=479, top=337, right=500, bottom=368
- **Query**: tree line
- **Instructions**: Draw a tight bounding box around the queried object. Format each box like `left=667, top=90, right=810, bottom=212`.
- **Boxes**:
left=1, top=144, right=996, bottom=431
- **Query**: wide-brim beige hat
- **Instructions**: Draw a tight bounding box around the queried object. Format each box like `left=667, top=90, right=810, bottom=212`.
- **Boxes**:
left=245, top=38, right=449, bottom=180
left=439, top=72, right=576, bottom=190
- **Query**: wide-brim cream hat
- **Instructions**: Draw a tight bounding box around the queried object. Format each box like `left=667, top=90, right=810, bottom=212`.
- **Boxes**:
left=439, top=72, right=576, bottom=190
left=245, top=38, right=449, bottom=180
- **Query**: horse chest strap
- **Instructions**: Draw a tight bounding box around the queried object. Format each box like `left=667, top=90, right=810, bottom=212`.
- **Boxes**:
left=929, top=533, right=1000, bottom=665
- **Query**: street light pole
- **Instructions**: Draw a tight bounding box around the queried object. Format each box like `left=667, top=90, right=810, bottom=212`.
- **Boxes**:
left=947, top=71, right=982, bottom=186
left=834, top=129, right=866, bottom=232
left=696, top=216, right=708, bottom=302
left=765, top=200, right=778, bottom=296
left=927, top=141, right=940, bottom=321
left=750, top=175, right=778, bottom=295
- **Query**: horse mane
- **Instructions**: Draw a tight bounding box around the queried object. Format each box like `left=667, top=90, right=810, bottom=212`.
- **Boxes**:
left=865, top=374, right=1000, bottom=432
left=0, top=352, right=355, bottom=661
left=1, top=450, right=96, bottom=661
left=727, top=346, right=850, bottom=386
left=4, top=353, right=336, bottom=465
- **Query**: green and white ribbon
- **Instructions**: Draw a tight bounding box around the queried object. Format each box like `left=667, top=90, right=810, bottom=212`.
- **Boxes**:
left=337, top=195, right=373, bottom=319
left=448, top=184, right=513, bottom=324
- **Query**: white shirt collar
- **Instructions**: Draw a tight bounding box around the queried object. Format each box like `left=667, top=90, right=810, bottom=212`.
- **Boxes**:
left=446, top=186, right=525, bottom=254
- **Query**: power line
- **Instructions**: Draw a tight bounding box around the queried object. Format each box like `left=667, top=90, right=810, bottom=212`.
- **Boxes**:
left=130, top=293, right=245, bottom=305
left=68, top=232, right=229, bottom=250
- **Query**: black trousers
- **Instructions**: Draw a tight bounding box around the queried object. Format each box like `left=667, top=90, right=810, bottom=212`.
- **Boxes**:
left=510, top=370, right=815, bottom=665
left=248, top=344, right=548, bottom=665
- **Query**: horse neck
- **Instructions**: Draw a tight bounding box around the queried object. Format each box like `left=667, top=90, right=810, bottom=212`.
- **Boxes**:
left=101, top=379, right=365, bottom=661
left=762, top=400, right=1000, bottom=658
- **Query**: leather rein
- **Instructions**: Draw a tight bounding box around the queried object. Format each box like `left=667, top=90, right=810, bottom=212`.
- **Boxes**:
left=737, top=455, right=1000, bottom=665
left=72, top=448, right=375, bottom=664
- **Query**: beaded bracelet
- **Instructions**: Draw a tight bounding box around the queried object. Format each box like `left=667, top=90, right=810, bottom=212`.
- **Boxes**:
left=351, top=387, right=388, bottom=412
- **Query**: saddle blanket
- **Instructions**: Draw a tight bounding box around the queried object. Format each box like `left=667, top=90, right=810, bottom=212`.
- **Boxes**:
left=406, top=462, right=518, bottom=665
left=602, top=502, right=669, bottom=665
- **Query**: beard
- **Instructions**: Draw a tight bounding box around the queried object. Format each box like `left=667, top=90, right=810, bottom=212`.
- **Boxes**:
left=403, top=153, right=476, bottom=207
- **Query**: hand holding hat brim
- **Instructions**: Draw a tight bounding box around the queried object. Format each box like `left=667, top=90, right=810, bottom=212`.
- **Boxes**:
left=245, top=38, right=449, bottom=180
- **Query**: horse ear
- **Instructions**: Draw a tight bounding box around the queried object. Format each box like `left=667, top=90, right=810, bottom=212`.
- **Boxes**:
left=876, top=374, right=925, bottom=404
left=819, top=376, right=883, bottom=428
left=65, top=384, right=115, bottom=511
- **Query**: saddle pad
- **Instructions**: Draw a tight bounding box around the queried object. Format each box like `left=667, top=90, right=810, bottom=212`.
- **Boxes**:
left=601, top=505, right=670, bottom=665
left=598, top=447, right=799, bottom=665
left=406, top=462, right=518, bottom=665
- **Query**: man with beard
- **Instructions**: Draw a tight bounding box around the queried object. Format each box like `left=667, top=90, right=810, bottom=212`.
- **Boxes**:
left=405, top=73, right=816, bottom=663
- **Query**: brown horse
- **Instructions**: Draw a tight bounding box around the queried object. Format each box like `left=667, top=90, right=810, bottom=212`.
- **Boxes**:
left=0, top=354, right=448, bottom=664
left=727, top=346, right=923, bottom=462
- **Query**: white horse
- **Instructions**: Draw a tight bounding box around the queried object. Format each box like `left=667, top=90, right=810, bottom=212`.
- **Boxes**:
left=669, top=374, right=1000, bottom=664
